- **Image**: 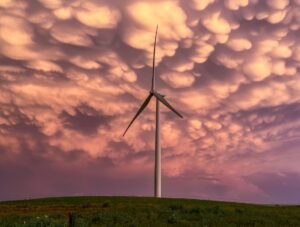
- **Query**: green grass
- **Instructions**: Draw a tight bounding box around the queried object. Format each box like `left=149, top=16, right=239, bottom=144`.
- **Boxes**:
left=0, top=196, right=300, bottom=226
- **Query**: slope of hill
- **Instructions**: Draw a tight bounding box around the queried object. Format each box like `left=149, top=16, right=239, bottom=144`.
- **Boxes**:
left=0, top=196, right=300, bottom=226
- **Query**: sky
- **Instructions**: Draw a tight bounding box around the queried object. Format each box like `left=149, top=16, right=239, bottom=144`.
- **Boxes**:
left=1, top=0, right=300, bottom=204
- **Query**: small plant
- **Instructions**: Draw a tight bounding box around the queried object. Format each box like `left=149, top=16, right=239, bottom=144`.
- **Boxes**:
left=169, top=204, right=183, bottom=211
left=102, top=201, right=110, bottom=208
left=90, top=215, right=102, bottom=224
left=188, top=207, right=201, bottom=214
left=81, top=203, right=92, bottom=208
left=235, top=208, right=244, bottom=215
left=167, top=217, right=177, bottom=224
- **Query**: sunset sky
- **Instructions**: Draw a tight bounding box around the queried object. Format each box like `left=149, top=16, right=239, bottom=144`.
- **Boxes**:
left=1, top=0, right=300, bottom=204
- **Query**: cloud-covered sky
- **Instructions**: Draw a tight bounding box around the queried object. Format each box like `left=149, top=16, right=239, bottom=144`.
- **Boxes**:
left=1, top=0, right=300, bottom=204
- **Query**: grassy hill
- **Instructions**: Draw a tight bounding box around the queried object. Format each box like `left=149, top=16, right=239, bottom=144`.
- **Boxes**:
left=0, top=196, right=300, bottom=226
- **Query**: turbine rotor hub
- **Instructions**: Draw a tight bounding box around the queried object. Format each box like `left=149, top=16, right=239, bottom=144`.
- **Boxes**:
left=150, top=90, right=165, bottom=97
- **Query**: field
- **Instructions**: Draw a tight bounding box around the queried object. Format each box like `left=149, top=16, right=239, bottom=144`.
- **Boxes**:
left=0, top=196, right=300, bottom=226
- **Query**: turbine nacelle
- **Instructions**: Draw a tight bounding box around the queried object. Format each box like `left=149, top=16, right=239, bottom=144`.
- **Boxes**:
left=150, top=90, right=164, bottom=97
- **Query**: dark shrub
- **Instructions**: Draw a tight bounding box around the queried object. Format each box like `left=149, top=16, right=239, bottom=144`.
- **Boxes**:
left=169, top=204, right=183, bottom=211
left=102, top=201, right=110, bottom=208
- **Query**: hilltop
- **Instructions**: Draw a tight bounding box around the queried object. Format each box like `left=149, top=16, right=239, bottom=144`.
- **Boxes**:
left=0, top=196, right=300, bottom=226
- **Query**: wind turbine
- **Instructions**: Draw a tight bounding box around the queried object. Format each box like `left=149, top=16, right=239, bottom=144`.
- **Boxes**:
left=123, top=26, right=183, bottom=198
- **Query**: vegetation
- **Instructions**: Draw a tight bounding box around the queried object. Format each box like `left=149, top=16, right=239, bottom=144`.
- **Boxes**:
left=0, top=196, right=300, bottom=226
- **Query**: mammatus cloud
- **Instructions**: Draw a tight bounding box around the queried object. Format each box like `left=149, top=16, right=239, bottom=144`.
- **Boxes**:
left=1, top=0, right=300, bottom=203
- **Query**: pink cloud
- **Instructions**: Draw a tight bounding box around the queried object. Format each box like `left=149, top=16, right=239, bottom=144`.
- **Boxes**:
left=1, top=0, right=300, bottom=203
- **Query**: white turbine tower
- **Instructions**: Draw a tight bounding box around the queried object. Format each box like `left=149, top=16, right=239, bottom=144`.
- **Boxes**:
left=123, top=26, right=183, bottom=198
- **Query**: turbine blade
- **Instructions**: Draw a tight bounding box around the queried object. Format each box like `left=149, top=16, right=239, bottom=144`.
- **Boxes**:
left=151, top=25, right=158, bottom=91
left=153, top=92, right=183, bottom=118
left=123, top=93, right=153, bottom=136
